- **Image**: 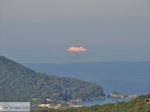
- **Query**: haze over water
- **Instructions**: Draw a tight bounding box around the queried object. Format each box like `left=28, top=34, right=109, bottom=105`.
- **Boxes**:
left=0, top=0, right=150, bottom=63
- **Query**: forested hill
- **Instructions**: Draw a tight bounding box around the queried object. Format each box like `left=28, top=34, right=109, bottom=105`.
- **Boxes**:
left=0, top=56, right=105, bottom=102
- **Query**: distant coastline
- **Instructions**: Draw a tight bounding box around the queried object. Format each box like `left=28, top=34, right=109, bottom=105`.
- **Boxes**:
left=24, top=61, right=150, bottom=95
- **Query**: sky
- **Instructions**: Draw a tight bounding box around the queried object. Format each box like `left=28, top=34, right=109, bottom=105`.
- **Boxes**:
left=0, top=0, right=150, bottom=63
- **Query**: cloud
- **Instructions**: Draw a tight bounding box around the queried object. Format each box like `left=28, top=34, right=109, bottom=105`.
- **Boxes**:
left=67, top=46, right=87, bottom=53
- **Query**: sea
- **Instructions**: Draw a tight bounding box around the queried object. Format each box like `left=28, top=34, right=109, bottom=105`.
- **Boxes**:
left=23, top=62, right=150, bottom=105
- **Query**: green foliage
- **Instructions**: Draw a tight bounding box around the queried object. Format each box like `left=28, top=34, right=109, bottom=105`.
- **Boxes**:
left=0, top=56, right=104, bottom=103
left=33, top=94, right=150, bottom=112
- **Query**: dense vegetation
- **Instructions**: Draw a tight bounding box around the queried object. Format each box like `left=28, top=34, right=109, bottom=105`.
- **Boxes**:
left=0, top=56, right=104, bottom=102
left=33, top=94, right=150, bottom=112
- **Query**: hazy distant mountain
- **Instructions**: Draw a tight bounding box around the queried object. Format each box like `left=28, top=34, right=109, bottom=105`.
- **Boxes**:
left=0, top=56, right=105, bottom=102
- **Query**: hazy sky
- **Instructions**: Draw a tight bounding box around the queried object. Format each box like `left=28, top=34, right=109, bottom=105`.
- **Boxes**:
left=0, top=0, right=150, bottom=63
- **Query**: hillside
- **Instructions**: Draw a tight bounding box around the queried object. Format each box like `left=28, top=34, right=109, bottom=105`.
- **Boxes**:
left=33, top=94, right=150, bottom=112
left=0, top=56, right=105, bottom=102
